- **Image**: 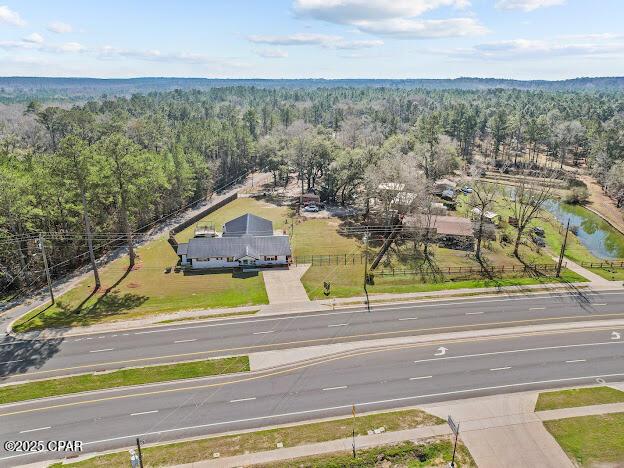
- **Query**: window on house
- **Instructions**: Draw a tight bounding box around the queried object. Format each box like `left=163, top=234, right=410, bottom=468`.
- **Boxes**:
left=227, top=257, right=234, bottom=262
left=265, top=256, right=277, bottom=261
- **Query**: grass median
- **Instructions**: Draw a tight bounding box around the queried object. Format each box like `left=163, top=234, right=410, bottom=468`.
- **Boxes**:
left=544, top=413, right=624, bottom=466
left=53, top=408, right=444, bottom=467
left=255, top=440, right=475, bottom=468
left=0, top=356, right=249, bottom=405
left=535, top=386, right=624, bottom=411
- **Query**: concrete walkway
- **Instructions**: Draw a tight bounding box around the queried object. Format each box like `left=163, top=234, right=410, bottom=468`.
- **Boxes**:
left=553, top=256, right=618, bottom=287
left=173, top=385, right=624, bottom=468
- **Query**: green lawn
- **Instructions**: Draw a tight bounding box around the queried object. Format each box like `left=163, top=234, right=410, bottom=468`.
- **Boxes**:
left=256, top=440, right=475, bottom=468
left=544, top=413, right=624, bottom=466
left=535, top=386, right=624, bottom=411
left=303, top=263, right=586, bottom=300
left=0, top=356, right=249, bottom=404
left=53, top=409, right=444, bottom=467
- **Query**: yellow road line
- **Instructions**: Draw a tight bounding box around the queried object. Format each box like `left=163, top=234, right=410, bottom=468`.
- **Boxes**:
left=17, top=312, right=624, bottom=379
left=0, top=324, right=620, bottom=418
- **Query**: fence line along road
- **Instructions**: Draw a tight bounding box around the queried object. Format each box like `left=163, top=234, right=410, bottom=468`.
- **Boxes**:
left=580, top=260, right=624, bottom=269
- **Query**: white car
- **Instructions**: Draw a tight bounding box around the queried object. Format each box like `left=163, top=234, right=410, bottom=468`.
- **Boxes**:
left=304, top=205, right=319, bottom=212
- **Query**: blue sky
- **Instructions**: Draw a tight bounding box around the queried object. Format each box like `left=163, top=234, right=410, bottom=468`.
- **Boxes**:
left=0, top=0, right=622, bottom=79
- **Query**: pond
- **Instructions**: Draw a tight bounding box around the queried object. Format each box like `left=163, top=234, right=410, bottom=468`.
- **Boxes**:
left=543, top=200, right=624, bottom=260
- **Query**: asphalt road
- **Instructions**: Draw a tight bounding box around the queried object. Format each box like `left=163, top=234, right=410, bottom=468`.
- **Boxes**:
left=1, top=325, right=623, bottom=466
left=2, top=289, right=624, bottom=383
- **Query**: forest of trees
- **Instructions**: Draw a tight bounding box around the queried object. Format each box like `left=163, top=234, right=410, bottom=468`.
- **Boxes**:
left=1, top=86, right=624, bottom=295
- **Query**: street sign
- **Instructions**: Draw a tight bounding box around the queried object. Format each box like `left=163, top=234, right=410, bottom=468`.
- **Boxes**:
left=447, top=415, right=460, bottom=436
left=129, top=449, right=140, bottom=468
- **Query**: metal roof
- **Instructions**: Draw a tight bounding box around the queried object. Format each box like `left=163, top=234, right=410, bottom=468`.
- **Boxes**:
left=178, top=235, right=291, bottom=260
left=223, top=213, right=273, bottom=237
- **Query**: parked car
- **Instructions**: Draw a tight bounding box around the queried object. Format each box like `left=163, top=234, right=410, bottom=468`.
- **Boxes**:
left=531, top=234, right=546, bottom=247
left=533, top=226, right=545, bottom=237
left=304, top=205, right=319, bottom=212
left=461, top=186, right=473, bottom=194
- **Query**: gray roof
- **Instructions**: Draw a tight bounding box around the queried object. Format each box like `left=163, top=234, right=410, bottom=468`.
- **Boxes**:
left=223, top=213, right=273, bottom=237
left=177, top=243, right=188, bottom=255
left=179, top=235, right=291, bottom=260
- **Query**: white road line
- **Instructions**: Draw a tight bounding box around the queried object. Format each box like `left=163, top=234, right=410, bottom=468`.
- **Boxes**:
left=323, top=386, right=348, bottom=391
left=593, top=303, right=608, bottom=306
left=490, top=366, right=512, bottom=371
left=565, top=359, right=587, bottom=363
left=130, top=410, right=158, bottom=416
left=174, top=339, right=197, bottom=343
left=412, top=341, right=623, bottom=366
left=530, top=307, right=545, bottom=310
left=253, top=331, right=275, bottom=335
left=465, top=312, right=483, bottom=315
left=229, top=397, right=257, bottom=403
left=328, top=323, right=349, bottom=328
left=39, top=371, right=619, bottom=462
left=19, top=426, right=50, bottom=434
left=398, top=317, right=418, bottom=321
left=125, top=291, right=624, bottom=336
left=409, top=376, right=433, bottom=380
left=89, top=348, right=114, bottom=353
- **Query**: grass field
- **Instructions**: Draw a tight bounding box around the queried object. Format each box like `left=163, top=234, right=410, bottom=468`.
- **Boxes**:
left=0, top=356, right=249, bottom=404
left=535, top=386, right=624, bottom=411
left=256, top=440, right=475, bottom=468
left=53, top=408, right=444, bottom=467
left=544, top=413, right=624, bottom=466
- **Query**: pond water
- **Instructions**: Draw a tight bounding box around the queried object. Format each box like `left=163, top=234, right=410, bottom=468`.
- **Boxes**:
left=543, top=200, right=624, bottom=260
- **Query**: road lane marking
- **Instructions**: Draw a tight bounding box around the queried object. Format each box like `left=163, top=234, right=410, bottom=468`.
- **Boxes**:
left=3, top=371, right=620, bottom=462
left=323, top=386, right=347, bottom=391
left=490, top=366, right=511, bottom=371
left=229, top=397, right=256, bottom=403
left=253, top=331, right=275, bottom=335
left=398, top=317, right=418, bottom=321
left=594, top=303, right=607, bottom=306
left=9, top=322, right=624, bottom=383
left=530, top=307, right=545, bottom=310
left=19, top=426, right=50, bottom=434
left=328, top=323, right=349, bottom=327
left=130, top=410, right=158, bottom=416
left=174, top=339, right=197, bottom=344
left=465, top=312, right=483, bottom=315
left=89, top=348, right=114, bottom=353
left=565, top=359, right=587, bottom=363
left=40, top=290, right=624, bottom=339
left=410, top=376, right=433, bottom=380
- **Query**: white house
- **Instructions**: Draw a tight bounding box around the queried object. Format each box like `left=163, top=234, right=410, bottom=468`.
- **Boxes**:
left=177, top=214, right=292, bottom=269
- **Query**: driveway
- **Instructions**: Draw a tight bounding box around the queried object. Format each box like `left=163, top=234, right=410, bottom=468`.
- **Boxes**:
left=261, top=265, right=311, bottom=305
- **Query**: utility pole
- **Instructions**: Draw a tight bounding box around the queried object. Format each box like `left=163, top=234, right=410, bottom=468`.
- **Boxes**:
left=351, top=404, right=356, bottom=458
left=38, top=234, right=54, bottom=304
left=135, top=438, right=144, bottom=468
left=363, top=234, right=371, bottom=313
left=556, top=218, right=570, bottom=278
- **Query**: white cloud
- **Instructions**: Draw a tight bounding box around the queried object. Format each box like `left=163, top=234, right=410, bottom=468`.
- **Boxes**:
left=47, top=21, right=73, bottom=34
left=294, top=0, right=470, bottom=23
left=292, top=0, right=485, bottom=39
left=56, top=41, right=85, bottom=53
left=495, top=0, right=566, bottom=12
left=356, top=17, right=487, bottom=39
left=0, top=5, right=25, bottom=26
left=446, top=36, right=624, bottom=60
left=256, top=48, right=289, bottom=58
left=23, top=32, right=44, bottom=44
left=248, top=33, right=383, bottom=49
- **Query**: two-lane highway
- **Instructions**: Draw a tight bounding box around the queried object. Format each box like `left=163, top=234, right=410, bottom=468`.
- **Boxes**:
left=2, top=290, right=624, bottom=382
left=1, top=325, right=623, bottom=465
